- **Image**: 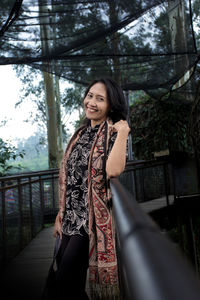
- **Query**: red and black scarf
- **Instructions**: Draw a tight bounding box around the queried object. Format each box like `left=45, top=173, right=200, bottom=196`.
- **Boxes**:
left=58, top=119, right=120, bottom=299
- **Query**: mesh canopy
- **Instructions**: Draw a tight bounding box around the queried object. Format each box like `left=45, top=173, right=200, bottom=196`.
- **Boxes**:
left=0, top=0, right=198, bottom=97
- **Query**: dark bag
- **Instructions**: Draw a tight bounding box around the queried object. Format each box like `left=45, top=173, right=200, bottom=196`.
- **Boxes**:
left=41, top=234, right=61, bottom=300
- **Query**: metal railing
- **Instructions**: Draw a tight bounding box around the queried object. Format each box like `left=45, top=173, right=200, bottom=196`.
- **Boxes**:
left=0, top=160, right=173, bottom=267
left=0, top=169, right=59, bottom=266
left=110, top=178, right=200, bottom=300
left=119, top=159, right=174, bottom=204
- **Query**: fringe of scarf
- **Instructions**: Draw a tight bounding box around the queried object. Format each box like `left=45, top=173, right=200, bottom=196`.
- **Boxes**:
left=89, top=282, right=121, bottom=300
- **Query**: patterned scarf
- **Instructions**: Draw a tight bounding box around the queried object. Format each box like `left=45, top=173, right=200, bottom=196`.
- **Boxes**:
left=58, top=119, right=120, bottom=300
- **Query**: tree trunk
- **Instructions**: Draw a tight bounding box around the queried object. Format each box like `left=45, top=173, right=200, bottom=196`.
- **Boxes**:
left=108, top=2, right=121, bottom=84
left=54, top=74, right=64, bottom=163
left=38, top=0, right=62, bottom=168
left=43, top=71, right=60, bottom=168
left=168, top=0, right=194, bottom=100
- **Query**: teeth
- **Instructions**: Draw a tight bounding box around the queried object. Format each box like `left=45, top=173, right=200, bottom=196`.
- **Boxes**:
left=88, top=108, right=97, bottom=112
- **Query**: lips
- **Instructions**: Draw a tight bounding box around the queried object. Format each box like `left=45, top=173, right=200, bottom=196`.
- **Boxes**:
left=86, top=106, right=98, bottom=113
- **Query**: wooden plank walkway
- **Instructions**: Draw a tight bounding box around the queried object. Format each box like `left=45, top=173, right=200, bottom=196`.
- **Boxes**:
left=139, top=195, right=174, bottom=213
left=2, top=226, right=91, bottom=300
left=2, top=226, right=55, bottom=300
left=1, top=196, right=174, bottom=300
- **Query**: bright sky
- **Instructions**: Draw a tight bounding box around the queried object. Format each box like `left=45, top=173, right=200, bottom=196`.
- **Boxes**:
left=0, top=65, right=38, bottom=142
left=0, top=65, right=77, bottom=144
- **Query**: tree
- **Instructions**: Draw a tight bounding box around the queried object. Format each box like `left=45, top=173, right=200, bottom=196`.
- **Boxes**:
left=38, top=0, right=63, bottom=168
left=10, top=134, right=48, bottom=172
left=130, top=93, right=193, bottom=160
left=0, top=138, right=25, bottom=176
left=10, top=0, right=197, bottom=168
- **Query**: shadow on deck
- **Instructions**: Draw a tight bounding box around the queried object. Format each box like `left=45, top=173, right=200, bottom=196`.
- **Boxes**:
left=0, top=196, right=174, bottom=300
left=1, top=226, right=55, bottom=300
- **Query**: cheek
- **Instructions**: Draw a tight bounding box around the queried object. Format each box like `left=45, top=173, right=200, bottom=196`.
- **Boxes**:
left=83, top=98, right=87, bottom=108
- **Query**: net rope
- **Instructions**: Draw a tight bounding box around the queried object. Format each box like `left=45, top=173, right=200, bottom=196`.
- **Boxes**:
left=0, top=0, right=199, bottom=97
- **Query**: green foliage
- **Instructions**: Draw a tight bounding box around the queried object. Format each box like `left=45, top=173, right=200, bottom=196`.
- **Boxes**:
left=192, top=0, right=200, bottom=49
left=10, top=154, right=48, bottom=173
left=130, top=94, right=193, bottom=159
left=0, top=138, right=25, bottom=176
left=9, top=134, right=48, bottom=173
left=13, top=65, right=46, bottom=129
left=62, top=83, right=84, bottom=114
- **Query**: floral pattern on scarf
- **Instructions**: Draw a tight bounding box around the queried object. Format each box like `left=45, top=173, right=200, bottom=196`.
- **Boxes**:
left=58, top=119, right=121, bottom=299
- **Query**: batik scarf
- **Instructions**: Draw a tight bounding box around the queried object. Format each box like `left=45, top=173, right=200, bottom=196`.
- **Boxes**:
left=58, top=119, right=120, bottom=300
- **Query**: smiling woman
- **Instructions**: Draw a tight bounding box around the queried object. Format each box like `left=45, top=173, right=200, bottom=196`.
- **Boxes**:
left=52, top=77, right=130, bottom=300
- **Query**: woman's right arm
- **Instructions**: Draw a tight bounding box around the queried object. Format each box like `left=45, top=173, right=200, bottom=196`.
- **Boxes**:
left=53, top=155, right=66, bottom=238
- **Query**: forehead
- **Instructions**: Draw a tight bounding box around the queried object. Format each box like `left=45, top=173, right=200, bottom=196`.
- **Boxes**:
left=89, top=82, right=107, bottom=97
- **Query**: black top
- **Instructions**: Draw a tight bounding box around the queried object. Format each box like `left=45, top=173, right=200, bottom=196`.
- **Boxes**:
left=62, top=124, right=116, bottom=236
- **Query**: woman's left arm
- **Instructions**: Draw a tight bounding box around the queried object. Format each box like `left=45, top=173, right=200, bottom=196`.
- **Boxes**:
left=106, top=120, right=130, bottom=178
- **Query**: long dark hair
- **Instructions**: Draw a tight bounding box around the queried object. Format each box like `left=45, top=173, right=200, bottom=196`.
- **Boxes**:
left=68, top=77, right=128, bottom=147
left=83, top=77, right=128, bottom=123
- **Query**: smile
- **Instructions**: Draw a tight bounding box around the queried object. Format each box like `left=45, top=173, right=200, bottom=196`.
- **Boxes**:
left=87, top=107, right=98, bottom=112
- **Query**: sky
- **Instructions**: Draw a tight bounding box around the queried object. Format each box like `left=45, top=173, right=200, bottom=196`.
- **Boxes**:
left=0, top=65, right=77, bottom=145
left=0, top=65, right=38, bottom=142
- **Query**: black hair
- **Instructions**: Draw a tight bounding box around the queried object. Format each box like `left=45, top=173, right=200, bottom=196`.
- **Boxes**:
left=69, top=77, right=128, bottom=146
left=83, top=77, right=128, bottom=123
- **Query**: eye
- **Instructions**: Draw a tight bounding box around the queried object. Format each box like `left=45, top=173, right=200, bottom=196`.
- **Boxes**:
left=87, top=93, right=93, bottom=98
left=96, top=97, right=104, bottom=102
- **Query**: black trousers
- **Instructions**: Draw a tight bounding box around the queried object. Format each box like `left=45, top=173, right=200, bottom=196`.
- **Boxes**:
left=56, top=228, right=89, bottom=300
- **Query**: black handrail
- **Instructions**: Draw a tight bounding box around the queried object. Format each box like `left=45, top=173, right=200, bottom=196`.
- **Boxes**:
left=0, top=168, right=59, bottom=181
left=110, top=178, right=200, bottom=300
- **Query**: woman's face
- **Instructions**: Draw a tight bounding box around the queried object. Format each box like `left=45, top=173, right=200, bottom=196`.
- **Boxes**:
left=83, top=82, right=110, bottom=127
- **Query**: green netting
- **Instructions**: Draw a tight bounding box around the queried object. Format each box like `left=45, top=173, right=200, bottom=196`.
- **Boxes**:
left=0, top=0, right=199, bottom=97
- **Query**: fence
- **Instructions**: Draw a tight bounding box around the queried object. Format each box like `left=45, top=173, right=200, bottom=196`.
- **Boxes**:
left=111, top=177, right=200, bottom=300
left=120, top=159, right=174, bottom=203
left=0, top=160, right=173, bottom=267
left=0, top=169, right=59, bottom=266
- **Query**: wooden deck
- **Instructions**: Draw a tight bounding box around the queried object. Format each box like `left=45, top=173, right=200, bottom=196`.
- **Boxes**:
left=1, top=196, right=174, bottom=300
left=2, top=225, right=91, bottom=300
left=2, top=226, right=55, bottom=300
left=139, top=195, right=174, bottom=213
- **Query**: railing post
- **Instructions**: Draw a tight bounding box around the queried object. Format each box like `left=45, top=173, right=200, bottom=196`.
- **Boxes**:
left=17, top=178, right=23, bottom=250
left=141, top=168, right=145, bottom=202
left=133, top=169, right=138, bottom=202
left=28, top=177, right=34, bottom=239
left=1, top=181, right=6, bottom=265
left=163, top=163, right=169, bottom=206
left=52, top=173, right=55, bottom=213
left=39, top=175, right=44, bottom=228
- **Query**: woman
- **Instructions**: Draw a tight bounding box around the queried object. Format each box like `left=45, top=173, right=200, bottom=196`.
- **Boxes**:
left=53, top=77, right=130, bottom=299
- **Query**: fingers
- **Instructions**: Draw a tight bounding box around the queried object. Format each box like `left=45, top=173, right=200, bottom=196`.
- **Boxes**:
left=53, top=223, right=62, bottom=238
left=53, top=228, right=57, bottom=238
left=53, top=228, right=62, bottom=239
left=113, top=120, right=130, bottom=133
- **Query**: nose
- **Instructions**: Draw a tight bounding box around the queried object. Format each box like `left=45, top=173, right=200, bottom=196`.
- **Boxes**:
left=88, top=97, right=97, bottom=107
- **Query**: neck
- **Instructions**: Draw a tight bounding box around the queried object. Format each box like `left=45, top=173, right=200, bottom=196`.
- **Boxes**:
left=91, top=119, right=107, bottom=128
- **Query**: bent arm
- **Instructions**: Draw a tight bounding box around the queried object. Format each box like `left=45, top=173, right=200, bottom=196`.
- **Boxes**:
left=106, top=120, right=130, bottom=178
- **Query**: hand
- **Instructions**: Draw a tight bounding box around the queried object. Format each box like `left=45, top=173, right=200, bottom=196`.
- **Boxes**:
left=113, top=120, right=130, bottom=135
left=53, top=214, right=62, bottom=238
